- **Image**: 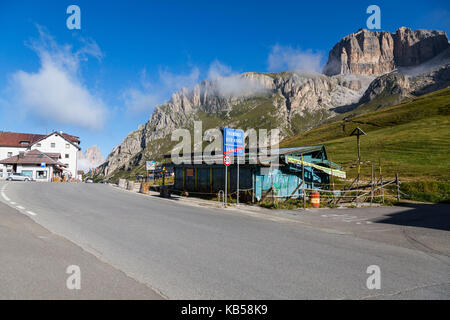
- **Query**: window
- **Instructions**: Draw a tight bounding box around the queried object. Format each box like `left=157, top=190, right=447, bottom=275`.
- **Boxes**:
left=66, top=143, right=70, bottom=149
left=21, top=170, right=33, bottom=178
left=36, top=170, right=47, bottom=179
left=7, top=152, right=12, bottom=157
left=20, top=141, right=30, bottom=145
left=36, top=143, right=41, bottom=147
left=65, top=154, right=69, bottom=159
left=51, top=143, right=55, bottom=148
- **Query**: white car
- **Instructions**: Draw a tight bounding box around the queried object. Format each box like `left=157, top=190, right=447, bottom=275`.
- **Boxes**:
left=7, top=173, right=33, bottom=181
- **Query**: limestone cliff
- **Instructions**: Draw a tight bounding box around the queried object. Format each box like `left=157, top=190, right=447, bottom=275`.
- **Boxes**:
left=323, top=27, right=449, bottom=76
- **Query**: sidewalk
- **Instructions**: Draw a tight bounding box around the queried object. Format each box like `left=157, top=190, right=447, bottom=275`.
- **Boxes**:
left=0, top=201, right=163, bottom=300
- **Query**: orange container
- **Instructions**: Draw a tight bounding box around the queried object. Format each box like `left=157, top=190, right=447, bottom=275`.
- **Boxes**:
left=310, top=192, right=320, bottom=208
left=140, top=182, right=150, bottom=194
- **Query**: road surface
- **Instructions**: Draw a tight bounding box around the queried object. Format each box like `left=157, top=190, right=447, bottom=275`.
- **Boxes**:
left=1, top=181, right=449, bottom=299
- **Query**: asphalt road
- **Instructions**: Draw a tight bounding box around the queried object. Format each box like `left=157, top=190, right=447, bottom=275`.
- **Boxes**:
left=1, top=181, right=449, bottom=299
left=0, top=197, right=162, bottom=299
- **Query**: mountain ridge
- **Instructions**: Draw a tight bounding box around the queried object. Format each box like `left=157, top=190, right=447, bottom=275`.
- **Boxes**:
left=98, top=27, right=450, bottom=181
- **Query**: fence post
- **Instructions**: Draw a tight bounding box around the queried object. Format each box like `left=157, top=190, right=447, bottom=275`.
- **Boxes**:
left=302, top=153, right=306, bottom=210
left=252, top=169, right=255, bottom=204
left=396, top=172, right=400, bottom=202
left=271, top=173, right=274, bottom=206
left=371, top=163, right=374, bottom=205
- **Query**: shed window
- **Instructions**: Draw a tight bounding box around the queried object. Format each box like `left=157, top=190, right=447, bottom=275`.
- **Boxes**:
left=7, top=152, right=12, bottom=157
left=66, top=143, right=70, bottom=149
left=65, top=154, right=69, bottom=159
left=36, top=171, right=47, bottom=179
left=51, top=143, right=55, bottom=148
left=36, top=143, right=41, bottom=147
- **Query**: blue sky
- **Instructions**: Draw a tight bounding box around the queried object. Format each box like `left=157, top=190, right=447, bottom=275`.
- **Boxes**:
left=0, top=0, right=449, bottom=157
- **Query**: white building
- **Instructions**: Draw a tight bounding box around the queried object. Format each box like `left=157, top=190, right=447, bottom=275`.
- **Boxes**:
left=0, top=131, right=81, bottom=180
left=0, top=150, right=66, bottom=182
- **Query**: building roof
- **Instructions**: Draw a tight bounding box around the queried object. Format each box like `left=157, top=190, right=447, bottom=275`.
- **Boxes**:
left=0, top=149, right=60, bottom=165
left=167, top=145, right=327, bottom=166
left=30, top=131, right=81, bottom=150
left=0, top=131, right=80, bottom=148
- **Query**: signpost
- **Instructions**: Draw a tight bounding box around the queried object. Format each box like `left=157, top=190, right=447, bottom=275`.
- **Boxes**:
left=146, top=161, right=156, bottom=171
left=223, top=128, right=244, bottom=206
left=146, top=161, right=156, bottom=182
left=223, top=155, right=231, bottom=205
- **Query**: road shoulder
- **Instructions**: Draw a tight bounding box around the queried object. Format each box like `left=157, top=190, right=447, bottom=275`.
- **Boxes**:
left=0, top=201, right=163, bottom=300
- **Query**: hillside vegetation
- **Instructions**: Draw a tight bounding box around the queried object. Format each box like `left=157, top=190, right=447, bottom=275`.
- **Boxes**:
left=281, top=88, right=450, bottom=181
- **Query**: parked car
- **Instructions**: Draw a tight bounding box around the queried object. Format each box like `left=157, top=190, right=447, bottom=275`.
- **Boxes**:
left=85, top=178, right=94, bottom=183
left=7, top=172, right=33, bottom=181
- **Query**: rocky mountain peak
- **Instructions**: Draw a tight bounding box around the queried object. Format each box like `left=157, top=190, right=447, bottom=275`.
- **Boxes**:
left=78, top=145, right=105, bottom=173
left=323, top=27, right=449, bottom=76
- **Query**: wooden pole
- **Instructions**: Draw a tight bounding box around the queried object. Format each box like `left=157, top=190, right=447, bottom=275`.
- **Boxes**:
left=396, top=172, right=400, bottom=202
left=252, top=169, right=255, bottom=204
left=356, top=164, right=360, bottom=206
left=379, top=159, right=384, bottom=204
left=330, top=156, right=335, bottom=192
left=357, top=135, right=361, bottom=164
left=356, top=133, right=361, bottom=207
left=371, top=162, right=374, bottom=205
left=271, top=172, right=274, bottom=206
left=302, top=153, right=306, bottom=209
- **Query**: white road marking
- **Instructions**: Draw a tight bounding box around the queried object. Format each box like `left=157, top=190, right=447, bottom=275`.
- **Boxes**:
left=1, top=185, right=10, bottom=201
left=1, top=184, right=36, bottom=216
left=1, top=192, right=10, bottom=201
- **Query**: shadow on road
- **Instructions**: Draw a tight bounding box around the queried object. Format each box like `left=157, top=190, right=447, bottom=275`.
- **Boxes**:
left=149, top=194, right=180, bottom=201
left=376, top=203, right=450, bottom=231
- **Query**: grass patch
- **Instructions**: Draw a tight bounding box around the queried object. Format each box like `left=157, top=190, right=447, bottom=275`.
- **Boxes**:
left=281, top=88, right=450, bottom=181
left=400, top=181, right=450, bottom=203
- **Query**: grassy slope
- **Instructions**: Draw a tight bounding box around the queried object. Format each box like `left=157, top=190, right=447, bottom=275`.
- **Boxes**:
left=281, top=88, right=450, bottom=181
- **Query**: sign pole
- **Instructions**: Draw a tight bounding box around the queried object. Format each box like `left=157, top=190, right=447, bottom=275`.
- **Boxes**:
left=225, top=165, right=227, bottom=206
left=237, top=155, right=239, bottom=206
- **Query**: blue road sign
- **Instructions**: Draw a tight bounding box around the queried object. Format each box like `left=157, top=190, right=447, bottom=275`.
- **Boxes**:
left=223, top=128, right=244, bottom=156
left=40, top=162, right=46, bottom=168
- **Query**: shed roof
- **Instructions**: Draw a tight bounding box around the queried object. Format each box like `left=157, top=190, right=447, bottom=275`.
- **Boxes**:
left=168, top=145, right=327, bottom=166
left=0, top=149, right=60, bottom=165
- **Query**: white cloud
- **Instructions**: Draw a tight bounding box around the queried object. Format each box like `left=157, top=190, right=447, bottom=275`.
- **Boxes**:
left=207, top=60, right=269, bottom=97
left=123, top=67, right=200, bottom=114
left=267, top=44, right=324, bottom=73
left=123, top=59, right=270, bottom=114
left=9, top=27, right=107, bottom=130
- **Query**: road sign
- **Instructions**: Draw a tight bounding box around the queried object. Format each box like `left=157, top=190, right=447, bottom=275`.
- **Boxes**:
left=146, top=161, right=156, bottom=171
left=223, top=128, right=244, bottom=156
left=223, top=128, right=245, bottom=206
left=223, top=155, right=231, bottom=166
left=40, top=162, right=46, bottom=168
